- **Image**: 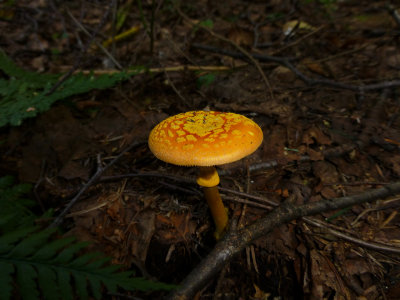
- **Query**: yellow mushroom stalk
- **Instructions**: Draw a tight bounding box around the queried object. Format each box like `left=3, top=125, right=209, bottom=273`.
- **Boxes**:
left=148, top=111, right=263, bottom=239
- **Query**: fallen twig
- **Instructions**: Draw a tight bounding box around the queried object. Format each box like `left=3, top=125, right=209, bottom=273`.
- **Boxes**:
left=168, top=181, right=400, bottom=299
left=100, top=169, right=400, bottom=255
left=50, top=140, right=145, bottom=228
left=193, top=43, right=400, bottom=93
left=46, top=2, right=117, bottom=96
left=302, top=217, right=400, bottom=254
left=174, top=3, right=274, bottom=100
left=63, top=65, right=231, bottom=75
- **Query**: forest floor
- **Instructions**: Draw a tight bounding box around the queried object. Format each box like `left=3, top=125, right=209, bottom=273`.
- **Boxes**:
left=1, top=0, right=400, bottom=299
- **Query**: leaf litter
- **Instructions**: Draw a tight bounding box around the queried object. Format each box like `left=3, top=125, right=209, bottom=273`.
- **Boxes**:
left=1, top=0, right=400, bottom=299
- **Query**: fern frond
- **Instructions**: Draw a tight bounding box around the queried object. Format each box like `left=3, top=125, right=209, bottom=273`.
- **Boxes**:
left=0, top=176, right=35, bottom=229
left=0, top=51, right=138, bottom=127
left=0, top=175, right=175, bottom=299
left=0, top=262, right=14, bottom=300
left=0, top=222, right=175, bottom=300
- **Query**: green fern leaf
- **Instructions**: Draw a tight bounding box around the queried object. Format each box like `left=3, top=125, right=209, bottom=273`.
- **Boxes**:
left=16, top=264, right=39, bottom=300
left=0, top=177, right=175, bottom=299
left=0, top=262, right=14, bottom=300
left=72, top=272, right=89, bottom=299
left=0, top=51, right=138, bottom=127
left=31, top=236, right=75, bottom=261
left=56, top=269, right=73, bottom=300
left=1, top=226, right=175, bottom=299
left=7, top=228, right=56, bottom=259
left=37, top=266, right=59, bottom=300
left=85, top=256, right=111, bottom=270
left=117, top=275, right=175, bottom=291
left=88, top=275, right=102, bottom=300
left=67, top=252, right=103, bottom=268
left=0, top=176, right=35, bottom=229
left=0, top=226, right=38, bottom=254
left=50, top=240, right=89, bottom=264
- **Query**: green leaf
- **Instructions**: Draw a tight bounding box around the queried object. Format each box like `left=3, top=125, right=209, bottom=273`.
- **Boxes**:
left=196, top=73, right=216, bottom=88
left=16, top=264, right=39, bottom=300
left=8, top=228, right=55, bottom=258
left=51, top=241, right=89, bottom=265
left=0, top=177, right=174, bottom=300
left=73, top=273, right=88, bottom=299
left=0, top=51, right=139, bottom=128
left=198, top=19, right=214, bottom=28
left=37, top=266, right=59, bottom=300
left=0, top=262, right=14, bottom=300
left=89, top=276, right=102, bottom=300
left=67, top=252, right=102, bottom=268
left=0, top=226, right=38, bottom=254
left=56, top=269, right=73, bottom=300
left=31, top=236, right=75, bottom=261
left=86, top=257, right=111, bottom=270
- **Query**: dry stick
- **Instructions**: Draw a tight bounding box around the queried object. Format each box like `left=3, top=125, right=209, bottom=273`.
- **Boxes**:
left=302, top=217, right=400, bottom=254
left=49, top=140, right=145, bottom=228
left=192, top=44, right=400, bottom=93
left=100, top=170, right=195, bottom=185
left=163, top=67, right=187, bottom=103
left=46, top=2, right=116, bottom=96
left=75, top=65, right=231, bottom=75
left=387, top=4, right=400, bottom=28
left=169, top=181, right=400, bottom=300
left=101, top=170, right=400, bottom=254
left=221, top=142, right=359, bottom=176
left=271, top=25, right=324, bottom=55
left=67, top=10, right=123, bottom=70
left=174, top=4, right=274, bottom=100
left=220, top=187, right=400, bottom=254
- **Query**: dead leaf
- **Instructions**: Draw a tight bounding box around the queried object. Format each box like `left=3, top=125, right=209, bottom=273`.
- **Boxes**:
left=283, top=20, right=316, bottom=36
left=308, top=249, right=352, bottom=299
left=156, top=212, right=196, bottom=243
left=253, top=283, right=270, bottom=299
left=302, top=126, right=331, bottom=146
left=313, top=161, right=339, bottom=184
left=129, top=210, right=156, bottom=267
left=227, top=27, right=254, bottom=47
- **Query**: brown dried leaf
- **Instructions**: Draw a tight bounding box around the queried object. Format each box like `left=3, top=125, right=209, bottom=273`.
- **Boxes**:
left=156, top=212, right=196, bottom=243
left=302, top=126, right=332, bottom=146
left=313, top=161, right=339, bottom=184
left=227, top=27, right=254, bottom=48
left=306, top=147, right=324, bottom=161
left=309, top=249, right=351, bottom=299
left=130, top=210, right=156, bottom=263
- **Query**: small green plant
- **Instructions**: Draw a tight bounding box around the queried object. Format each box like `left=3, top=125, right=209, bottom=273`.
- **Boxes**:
left=192, top=19, right=214, bottom=34
left=0, top=51, right=136, bottom=128
left=303, top=0, right=336, bottom=4
left=196, top=73, right=216, bottom=88
left=0, top=177, right=175, bottom=299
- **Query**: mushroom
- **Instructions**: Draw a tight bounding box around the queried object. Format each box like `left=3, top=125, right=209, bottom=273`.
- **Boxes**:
left=148, top=111, right=263, bottom=239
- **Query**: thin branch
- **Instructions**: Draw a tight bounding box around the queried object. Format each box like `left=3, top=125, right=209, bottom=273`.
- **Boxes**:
left=302, top=217, right=400, bottom=254
left=65, top=65, right=231, bottom=75
left=387, top=4, right=400, bottom=28
left=168, top=181, right=400, bottom=299
left=49, top=140, right=145, bottom=228
left=174, top=3, right=274, bottom=100
left=46, top=2, right=117, bottom=96
left=100, top=166, right=400, bottom=253
left=67, top=9, right=123, bottom=70
left=100, top=169, right=400, bottom=255
left=193, top=43, right=400, bottom=93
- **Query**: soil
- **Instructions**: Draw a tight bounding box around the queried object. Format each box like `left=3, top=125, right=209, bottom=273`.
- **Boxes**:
left=1, top=0, right=400, bottom=299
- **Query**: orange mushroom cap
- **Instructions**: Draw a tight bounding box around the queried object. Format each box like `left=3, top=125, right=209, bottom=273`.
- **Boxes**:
left=148, top=111, right=263, bottom=166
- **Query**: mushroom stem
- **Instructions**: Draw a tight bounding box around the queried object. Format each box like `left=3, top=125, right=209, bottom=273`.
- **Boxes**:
left=197, top=166, right=228, bottom=239
left=203, top=186, right=228, bottom=239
